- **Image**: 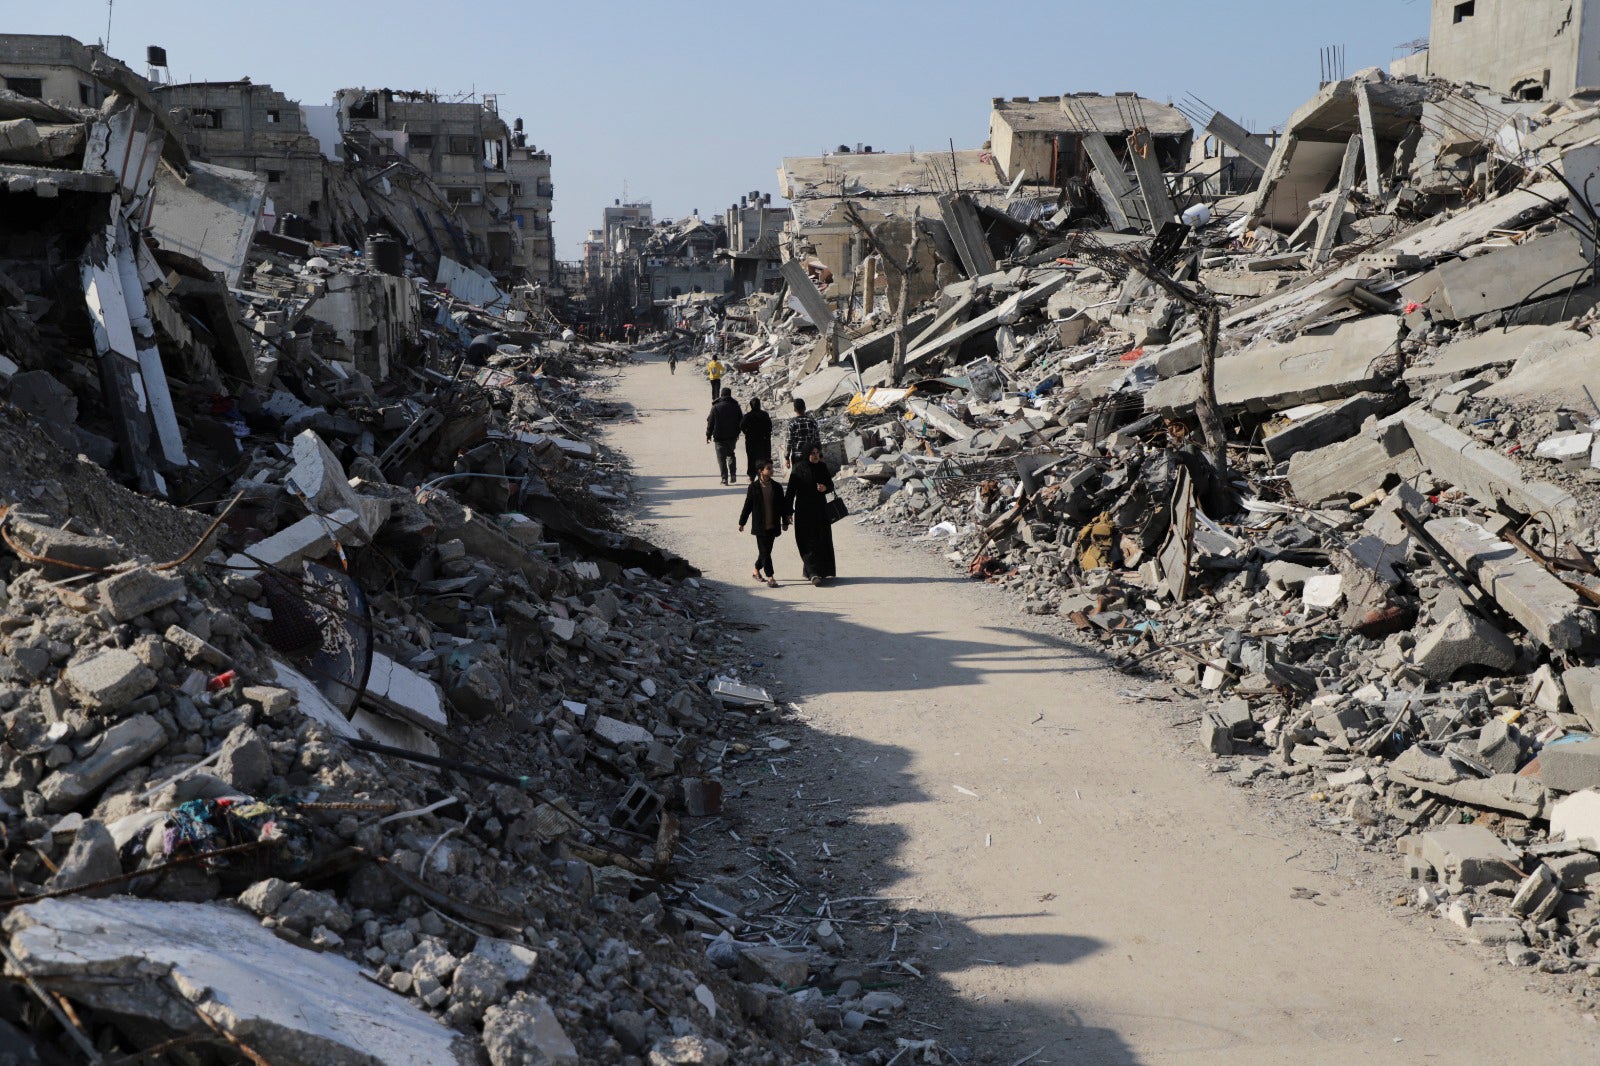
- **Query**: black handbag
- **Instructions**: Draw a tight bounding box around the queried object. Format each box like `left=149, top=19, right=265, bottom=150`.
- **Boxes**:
left=825, top=494, right=849, bottom=525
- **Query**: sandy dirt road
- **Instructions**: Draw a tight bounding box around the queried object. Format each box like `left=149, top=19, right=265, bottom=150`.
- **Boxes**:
left=604, top=354, right=1598, bottom=1065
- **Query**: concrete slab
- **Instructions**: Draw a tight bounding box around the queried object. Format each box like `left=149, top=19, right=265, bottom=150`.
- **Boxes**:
left=366, top=652, right=449, bottom=732
left=1396, top=406, right=1580, bottom=527
left=4, top=897, right=473, bottom=1065
left=227, top=509, right=364, bottom=576
left=1433, top=229, right=1590, bottom=322
left=1145, top=315, right=1399, bottom=415
left=1425, top=517, right=1590, bottom=651
left=1404, top=325, right=1576, bottom=384
left=1263, top=392, right=1402, bottom=463
left=1487, top=334, right=1600, bottom=408
left=792, top=366, right=857, bottom=412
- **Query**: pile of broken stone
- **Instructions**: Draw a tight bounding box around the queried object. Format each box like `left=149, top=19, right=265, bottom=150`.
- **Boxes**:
left=707, top=70, right=1600, bottom=1005
left=0, top=274, right=949, bottom=1064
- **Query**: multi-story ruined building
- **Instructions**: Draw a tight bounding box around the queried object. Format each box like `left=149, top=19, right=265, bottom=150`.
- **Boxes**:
left=333, top=89, right=531, bottom=278
left=507, top=131, right=555, bottom=285
left=723, top=191, right=789, bottom=298
left=153, top=81, right=326, bottom=229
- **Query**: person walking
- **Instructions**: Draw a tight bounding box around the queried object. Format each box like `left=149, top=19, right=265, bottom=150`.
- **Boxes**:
left=738, top=460, right=790, bottom=587
left=705, top=387, right=743, bottom=484
left=706, top=353, right=727, bottom=403
left=788, top=444, right=837, bottom=585
left=668, top=349, right=678, bottom=375
left=740, top=398, right=773, bottom=482
left=784, top=397, right=822, bottom=470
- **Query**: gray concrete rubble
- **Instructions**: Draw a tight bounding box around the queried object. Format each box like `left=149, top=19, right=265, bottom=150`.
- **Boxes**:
left=0, top=65, right=904, bottom=1061
left=649, top=48, right=1600, bottom=1006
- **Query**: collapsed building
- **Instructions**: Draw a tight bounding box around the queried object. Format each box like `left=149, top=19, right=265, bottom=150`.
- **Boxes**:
left=0, top=55, right=939, bottom=1066
left=683, top=32, right=1600, bottom=996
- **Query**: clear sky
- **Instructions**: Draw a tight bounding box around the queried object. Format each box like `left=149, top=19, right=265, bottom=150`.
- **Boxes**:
left=13, top=1, right=1431, bottom=262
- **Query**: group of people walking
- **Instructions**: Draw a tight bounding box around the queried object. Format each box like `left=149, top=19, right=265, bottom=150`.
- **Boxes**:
left=700, top=367, right=838, bottom=586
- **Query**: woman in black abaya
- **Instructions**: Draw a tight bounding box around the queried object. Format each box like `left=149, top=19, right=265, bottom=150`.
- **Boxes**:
left=788, top=444, right=837, bottom=585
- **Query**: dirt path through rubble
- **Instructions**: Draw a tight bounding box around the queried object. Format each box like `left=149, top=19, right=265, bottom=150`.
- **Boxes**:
left=605, top=356, right=1599, bottom=1065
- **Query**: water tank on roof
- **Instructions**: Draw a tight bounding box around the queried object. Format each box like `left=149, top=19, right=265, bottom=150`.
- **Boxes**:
left=147, top=45, right=168, bottom=67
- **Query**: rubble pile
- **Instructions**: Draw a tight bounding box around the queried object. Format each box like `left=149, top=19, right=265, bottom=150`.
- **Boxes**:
left=0, top=61, right=956, bottom=1066
left=700, top=70, right=1600, bottom=999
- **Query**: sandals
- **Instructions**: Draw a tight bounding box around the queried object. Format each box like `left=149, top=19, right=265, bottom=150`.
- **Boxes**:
left=767, top=577, right=779, bottom=588
left=751, top=569, right=763, bottom=581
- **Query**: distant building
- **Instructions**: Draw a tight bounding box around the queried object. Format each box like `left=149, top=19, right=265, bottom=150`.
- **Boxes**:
left=1398, top=0, right=1600, bottom=101
left=0, top=33, right=139, bottom=109
left=723, top=191, right=789, bottom=298
left=154, top=81, right=326, bottom=229
left=778, top=147, right=1005, bottom=306
left=987, top=93, right=1194, bottom=190
left=333, top=88, right=521, bottom=275
left=507, top=132, right=554, bottom=284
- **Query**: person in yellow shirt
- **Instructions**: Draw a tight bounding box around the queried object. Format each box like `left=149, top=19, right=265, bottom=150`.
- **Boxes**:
left=706, top=355, right=726, bottom=402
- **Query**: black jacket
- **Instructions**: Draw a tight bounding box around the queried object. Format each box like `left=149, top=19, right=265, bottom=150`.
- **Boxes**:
left=706, top=396, right=742, bottom=442
left=740, top=408, right=773, bottom=455
left=739, top=479, right=791, bottom=535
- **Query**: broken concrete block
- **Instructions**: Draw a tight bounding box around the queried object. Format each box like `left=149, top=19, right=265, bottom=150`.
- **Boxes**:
left=1404, top=324, right=1576, bottom=384
left=649, top=1036, right=731, bottom=1066
left=1418, top=823, right=1521, bottom=892
left=96, top=566, right=185, bottom=622
left=164, top=625, right=230, bottom=669
left=1397, top=406, right=1579, bottom=528
left=4, top=896, right=473, bottom=1065
left=1302, top=573, right=1344, bottom=609
left=1286, top=428, right=1420, bottom=504
left=1551, top=789, right=1600, bottom=845
left=1540, top=739, right=1600, bottom=793
left=45, top=819, right=119, bottom=897
left=1146, top=315, right=1399, bottom=416
left=739, top=943, right=809, bottom=987
left=1261, top=392, right=1401, bottom=464
left=288, top=430, right=362, bottom=515
left=1510, top=864, right=1563, bottom=922
left=226, top=508, right=363, bottom=576
left=1563, top=666, right=1600, bottom=732
left=1476, top=719, right=1524, bottom=775
left=216, top=725, right=272, bottom=793
left=39, top=715, right=167, bottom=811
left=1433, top=228, right=1590, bottom=321
left=1199, top=711, right=1234, bottom=755
left=1464, top=916, right=1525, bottom=947
left=64, top=648, right=157, bottom=710
left=3, top=513, right=122, bottom=574
left=1413, top=608, right=1516, bottom=681
left=1389, top=746, right=1547, bottom=818
left=1433, top=515, right=1593, bottom=646
left=482, top=993, right=578, bottom=1066
left=365, top=652, right=448, bottom=733
left=592, top=715, right=652, bottom=748
left=1535, top=432, right=1595, bottom=462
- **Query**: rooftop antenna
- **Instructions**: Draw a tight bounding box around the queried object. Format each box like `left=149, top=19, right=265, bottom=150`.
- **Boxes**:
left=104, top=0, right=114, bottom=52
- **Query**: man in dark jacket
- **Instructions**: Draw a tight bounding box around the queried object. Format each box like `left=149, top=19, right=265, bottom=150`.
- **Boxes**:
left=705, top=388, right=743, bottom=484
left=740, top=398, right=773, bottom=482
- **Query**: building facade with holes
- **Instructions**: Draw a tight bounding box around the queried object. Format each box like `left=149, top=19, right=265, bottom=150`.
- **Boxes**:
left=1412, top=0, right=1600, bottom=101
left=153, top=82, right=326, bottom=228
